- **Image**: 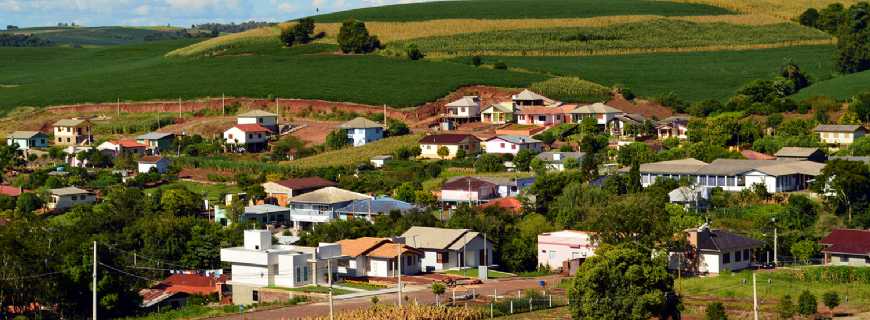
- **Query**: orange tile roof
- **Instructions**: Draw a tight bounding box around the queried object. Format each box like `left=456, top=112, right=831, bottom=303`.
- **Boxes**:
left=479, top=197, right=523, bottom=214
left=366, top=243, right=422, bottom=259
left=336, top=237, right=391, bottom=257
left=115, top=140, right=147, bottom=149
left=234, top=124, right=272, bottom=133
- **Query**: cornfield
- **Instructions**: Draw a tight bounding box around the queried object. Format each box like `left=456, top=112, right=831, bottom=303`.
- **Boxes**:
left=392, top=19, right=832, bottom=57
left=669, top=0, right=863, bottom=19
left=306, top=304, right=485, bottom=320
left=530, top=77, right=612, bottom=103
left=166, top=22, right=293, bottom=57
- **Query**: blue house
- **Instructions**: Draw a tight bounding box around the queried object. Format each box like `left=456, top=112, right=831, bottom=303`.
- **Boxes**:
left=334, top=196, right=416, bottom=221
left=339, top=117, right=383, bottom=147
left=6, top=131, right=48, bottom=151
left=136, top=132, right=175, bottom=154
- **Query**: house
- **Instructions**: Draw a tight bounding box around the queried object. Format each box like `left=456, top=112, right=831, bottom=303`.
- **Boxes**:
left=672, top=224, right=762, bottom=274
left=516, top=105, right=573, bottom=126
left=6, top=131, right=48, bottom=151
left=495, top=124, right=547, bottom=137
left=484, top=135, right=543, bottom=155
left=820, top=229, right=870, bottom=267
left=668, top=186, right=710, bottom=209
left=336, top=237, right=422, bottom=278
left=418, top=134, right=481, bottom=159
left=401, top=226, right=493, bottom=272
left=444, top=96, right=481, bottom=123
left=568, top=103, right=624, bottom=126
left=607, top=113, right=647, bottom=137
left=136, top=132, right=175, bottom=154
left=288, top=187, right=372, bottom=231
left=262, top=177, right=337, bottom=207
left=370, top=155, right=392, bottom=168
left=63, top=146, right=93, bottom=168
left=241, top=204, right=291, bottom=225
left=0, top=185, right=27, bottom=198
left=137, top=156, right=170, bottom=174
left=512, top=89, right=556, bottom=107
left=97, top=140, right=147, bottom=157
left=479, top=197, right=523, bottom=214
left=774, top=147, right=827, bottom=162
left=223, top=124, right=271, bottom=152
left=220, top=230, right=342, bottom=305
left=47, top=187, right=96, bottom=211
left=439, top=177, right=498, bottom=205
left=52, top=118, right=93, bottom=145
left=814, top=124, right=866, bottom=145
left=656, top=116, right=690, bottom=140
left=139, top=273, right=227, bottom=311
left=477, top=176, right=536, bottom=198
left=481, top=102, right=514, bottom=124
left=338, top=117, right=383, bottom=147
left=537, top=230, right=599, bottom=271
left=334, top=196, right=416, bottom=221
left=237, top=110, right=279, bottom=133
left=535, top=152, right=585, bottom=171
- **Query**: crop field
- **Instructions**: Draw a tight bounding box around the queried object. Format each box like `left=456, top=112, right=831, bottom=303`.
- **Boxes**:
left=166, top=22, right=291, bottom=57
left=395, top=20, right=831, bottom=57
left=1, top=26, right=183, bottom=46
left=310, top=0, right=732, bottom=22
left=528, top=77, right=611, bottom=103
left=0, top=40, right=545, bottom=113
left=792, top=69, right=870, bottom=101
left=285, top=134, right=423, bottom=169
left=672, top=0, right=863, bottom=18
left=483, top=45, right=837, bottom=102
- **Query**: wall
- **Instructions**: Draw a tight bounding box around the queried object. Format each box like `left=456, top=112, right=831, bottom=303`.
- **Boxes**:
left=230, top=264, right=271, bottom=287
left=50, top=194, right=96, bottom=211
left=829, top=254, right=870, bottom=267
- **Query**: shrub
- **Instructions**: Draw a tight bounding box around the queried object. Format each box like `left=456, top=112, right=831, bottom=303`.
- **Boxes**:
left=337, top=20, right=382, bottom=54
left=822, top=291, right=840, bottom=316
left=280, top=18, right=316, bottom=47
left=405, top=43, right=425, bottom=60
left=778, top=295, right=795, bottom=320
left=493, top=62, right=507, bottom=70
left=705, top=302, right=727, bottom=320
left=471, top=55, right=482, bottom=66
left=797, top=290, right=817, bottom=316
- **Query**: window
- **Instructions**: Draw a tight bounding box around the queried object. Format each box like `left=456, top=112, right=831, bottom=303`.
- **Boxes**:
left=295, top=267, right=301, bottom=282
left=258, top=118, right=263, bottom=123
left=511, top=145, right=517, bottom=150
left=727, top=176, right=736, bottom=187
left=734, top=251, right=741, bottom=262
left=840, top=255, right=848, bottom=263
left=743, top=249, right=750, bottom=261
left=437, top=252, right=449, bottom=263
left=303, top=266, right=309, bottom=281
left=717, top=176, right=726, bottom=187
left=66, top=138, right=71, bottom=143
left=723, top=252, right=731, bottom=264
left=252, top=290, right=259, bottom=302
left=538, top=115, right=546, bottom=122
left=338, top=259, right=349, bottom=267
left=500, top=143, right=505, bottom=148
left=737, top=176, right=746, bottom=187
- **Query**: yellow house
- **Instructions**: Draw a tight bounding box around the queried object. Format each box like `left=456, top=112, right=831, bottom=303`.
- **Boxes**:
left=52, top=118, right=93, bottom=146
left=418, top=134, right=481, bottom=159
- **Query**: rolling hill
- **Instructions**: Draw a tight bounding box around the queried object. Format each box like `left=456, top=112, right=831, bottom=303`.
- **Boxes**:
left=792, top=69, right=870, bottom=101
left=0, top=26, right=189, bottom=46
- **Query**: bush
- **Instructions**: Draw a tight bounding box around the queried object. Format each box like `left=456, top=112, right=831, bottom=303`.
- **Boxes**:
left=822, top=291, right=840, bottom=316
left=797, top=290, right=817, bottom=316
left=705, top=302, right=727, bottom=320
left=493, top=62, right=507, bottom=70
left=778, top=295, right=795, bottom=320
left=280, top=18, right=316, bottom=47
left=405, top=43, right=425, bottom=60
left=471, top=55, right=482, bottom=66
left=475, top=154, right=505, bottom=173
left=337, top=20, right=382, bottom=54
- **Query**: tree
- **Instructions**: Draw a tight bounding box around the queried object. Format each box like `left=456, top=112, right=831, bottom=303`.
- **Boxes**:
left=471, top=55, right=482, bottom=66
left=454, top=148, right=466, bottom=160
left=790, top=240, right=817, bottom=265
left=14, top=192, right=43, bottom=218
left=705, top=302, right=727, bottom=320
left=280, top=18, right=316, bottom=47
left=849, top=137, right=870, bottom=156
left=591, top=193, right=673, bottom=249
left=386, top=119, right=409, bottom=136
left=818, top=3, right=846, bottom=33
left=778, top=295, right=796, bottom=320
left=798, top=290, right=817, bottom=316
left=405, top=43, right=424, bottom=60
left=780, top=62, right=811, bottom=93
left=836, top=3, right=870, bottom=73
left=822, top=291, right=840, bottom=317
left=799, top=8, right=820, bottom=28
left=813, top=159, right=870, bottom=223
left=513, top=149, right=534, bottom=172
left=393, top=182, right=416, bottom=203
left=849, top=91, right=870, bottom=122
left=325, top=129, right=348, bottom=150
left=160, top=188, right=201, bottom=217
left=436, top=146, right=449, bottom=159
left=627, top=161, right=642, bottom=193
left=570, top=244, right=678, bottom=320
left=618, top=142, right=657, bottom=167
left=474, top=154, right=505, bottom=173
left=337, top=20, right=381, bottom=54
left=431, top=282, right=446, bottom=305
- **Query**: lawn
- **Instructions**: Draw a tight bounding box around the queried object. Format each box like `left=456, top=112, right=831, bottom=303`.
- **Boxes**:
left=310, top=0, right=732, bottom=22
left=397, top=20, right=830, bottom=57
left=483, top=45, right=838, bottom=102
left=337, top=280, right=388, bottom=291
left=286, top=134, right=424, bottom=169
left=269, top=285, right=355, bottom=295
left=495, top=306, right=570, bottom=319
left=0, top=40, right=545, bottom=113
left=445, top=268, right=516, bottom=279
left=1, top=26, right=182, bottom=46
left=792, top=69, right=870, bottom=101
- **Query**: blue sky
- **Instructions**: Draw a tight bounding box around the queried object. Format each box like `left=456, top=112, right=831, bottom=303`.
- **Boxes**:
left=0, top=0, right=431, bottom=28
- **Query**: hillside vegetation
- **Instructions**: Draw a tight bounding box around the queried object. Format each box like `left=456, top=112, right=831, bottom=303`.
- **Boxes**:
left=166, top=22, right=291, bottom=57
left=286, top=134, right=423, bottom=169
left=310, top=0, right=732, bottom=22
left=1, top=26, right=189, bottom=46
left=671, top=0, right=864, bottom=18
left=792, top=70, right=870, bottom=101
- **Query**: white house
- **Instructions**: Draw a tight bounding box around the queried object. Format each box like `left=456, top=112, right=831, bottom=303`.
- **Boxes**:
left=370, top=155, right=392, bottom=168
left=223, top=124, right=271, bottom=152
left=440, top=176, right=498, bottom=205
left=287, top=187, right=372, bottom=231
left=97, top=140, right=147, bottom=158
left=670, top=224, right=762, bottom=274
left=237, top=110, right=279, bottom=133
left=484, top=135, right=543, bottom=155
left=535, top=152, right=585, bottom=171
left=568, top=103, right=624, bottom=126
left=6, top=131, right=48, bottom=151
left=137, top=156, right=170, bottom=174
left=63, top=146, right=93, bottom=168
left=481, top=102, right=514, bottom=124
left=814, top=124, right=866, bottom=146
left=401, top=227, right=493, bottom=273
left=656, top=116, right=690, bottom=140
left=52, top=118, right=93, bottom=146
left=47, top=187, right=96, bottom=212
left=444, top=96, right=481, bottom=123
left=418, top=134, right=481, bottom=160
left=335, top=237, right=422, bottom=278
left=516, top=105, right=573, bottom=126
left=537, top=230, right=599, bottom=271
left=338, top=117, right=383, bottom=147
left=220, top=230, right=342, bottom=305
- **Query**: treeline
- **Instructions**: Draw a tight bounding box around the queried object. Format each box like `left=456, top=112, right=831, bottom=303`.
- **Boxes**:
left=143, top=29, right=213, bottom=41
left=192, top=21, right=276, bottom=35
left=0, top=33, right=53, bottom=47
left=799, top=2, right=870, bottom=73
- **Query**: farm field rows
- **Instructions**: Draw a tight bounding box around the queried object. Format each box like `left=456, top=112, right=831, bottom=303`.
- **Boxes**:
left=792, top=69, right=870, bottom=101
left=310, top=0, right=732, bottom=22
left=481, top=45, right=838, bottom=102
left=0, top=40, right=544, bottom=113
left=395, top=20, right=831, bottom=57
left=0, top=26, right=184, bottom=46
left=671, top=0, right=863, bottom=18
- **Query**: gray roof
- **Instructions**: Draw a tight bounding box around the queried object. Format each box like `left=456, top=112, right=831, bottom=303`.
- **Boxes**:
left=622, top=158, right=709, bottom=175
left=568, top=103, right=623, bottom=114
left=401, top=227, right=489, bottom=251
left=334, top=196, right=416, bottom=214
left=753, top=161, right=825, bottom=177
left=371, top=155, right=393, bottom=161
left=614, top=113, right=646, bottom=124
left=512, top=89, right=553, bottom=103
left=289, top=187, right=371, bottom=204
left=830, top=156, right=870, bottom=164
left=50, top=187, right=92, bottom=196
left=695, top=228, right=763, bottom=252
left=136, top=132, right=174, bottom=140
left=535, top=152, right=585, bottom=164
left=488, top=135, right=542, bottom=145
left=339, top=117, right=382, bottom=129
left=237, top=110, right=277, bottom=117
left=8, top=131, right=45, bottom=139
left=53, top=119, right=88, bottom=127
left=814, top=124, right=865, bottom=132
left=445, top=96, right=480, bottom=108
left=694, top=159, right=822, bottom=176
left=774, top=147, right=821, bottom=158
left=245, top=204, right=291, bottom=215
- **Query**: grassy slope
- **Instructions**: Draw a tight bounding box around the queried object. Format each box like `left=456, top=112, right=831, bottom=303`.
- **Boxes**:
left=311, top=0, right=732, bottom=22
left=286, top=134, right=423, bottom=169
left=0, top=41, right=544, bottom=112
left=1, top=26, right=178, bottom=46
left=482, top=45, right=836, bottom=102
left=792, top=69, right=870, bottom=101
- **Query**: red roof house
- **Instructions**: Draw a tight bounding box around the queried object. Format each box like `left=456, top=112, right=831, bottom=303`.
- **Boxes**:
left=139, top=273, right=227, bottom=309
left=0, top=185, right=27, bottom=197
left=233, top=124, right=272, bottom=133
left=479, top=197, right=523, bottom=214
left=820, top=229, right=870, bottom=266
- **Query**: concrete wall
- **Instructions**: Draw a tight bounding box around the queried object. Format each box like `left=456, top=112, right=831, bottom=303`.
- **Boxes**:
left=49, top=193, right=96, bottom=211
left=224, top=127, right=268, bottom=145
left=829, top=254, right=870, bottom=267
left=484, top=139, right=542, bottom=155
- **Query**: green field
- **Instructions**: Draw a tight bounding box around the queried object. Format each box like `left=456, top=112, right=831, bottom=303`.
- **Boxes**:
left=286, top=134, right=424, bottom=169
left=480, top=45, right=837, bottom=102
left=792, top=69, right=870, bottom=101
left=1, top=26, right=184, bottom=46
left=397, top=20, right=829, bottom=56
left=0, top=40, right=544, bottom=113
left=311, top=0, right=732, bottom=22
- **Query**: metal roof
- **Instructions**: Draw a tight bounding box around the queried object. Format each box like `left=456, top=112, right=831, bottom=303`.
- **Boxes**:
left=244, top=204, right=291, bottom=215
left=512, top=89, right=554, bottom=104
left=487, top=135, right=542, bottom=144
left=50, top=187, right=92, bottom=196
left=338, top=117, right=382, bottom=129
left=568, top=102, right=623, bottom=114
left=53, top=119, right=89, bottom=127
left=288, top=187, right=371, bottom=204
left=401, top=227, right=475, bottom=250
left=622, top=158, right=709, bottom=175
left=482, top=102, right=514, bottom=113
left=774, top=147, right=822, bottom=158
left=7, top=131, right=45, bottom=139
left=445, top=96, right=480, bottom=108
left=334, top=196, right=416, bottom=214
left=814, top=124, right=865, bottom=132
left=237, top=110, right=277, bottom=117
left=136, top=132, right=174, bottom=140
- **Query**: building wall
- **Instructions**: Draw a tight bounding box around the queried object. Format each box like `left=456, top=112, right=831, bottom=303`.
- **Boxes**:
left=54, top=125, right=92, bottom=145
left=517, top=114, right=564, bottom=126
left=420, top=143, right=480, bottom=159
left=238, top=116, right=278, bottom=128
left=447, top=105, right=480, bottom=118
left=537, top=232, right=597, bottom=270
left=819, top=131, right=864, bottom=145
left=347, top=128, right=383, bottom=147
left=441, top=187, right=498, bottom=202
left=829, top=254, right=870, bottom=267
left=224, top=127, right=268, bottom=145
left=138, top=160, right=169, bottom=174
left=230, top=264, right=272, bottom=287
left=49, top=193, right=96, bottom=211
left=7, top=136, right=48, bottom=150
left=481, top=111, right=511, bottom=124
left=484, top=139, right=542, bottom=155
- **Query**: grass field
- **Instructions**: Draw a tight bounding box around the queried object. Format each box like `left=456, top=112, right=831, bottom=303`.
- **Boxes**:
left=2, top=26, right=184, bottom=46
left=792, top=69, right=870, bottom=101
left=481, top=45, right=837, bottom=102
left=495, top=307, right=570, bottom=319
left=445, top=268, right=516, bottom=279
left=396, top=20, right=830, bottom=57
left=0, top=40, right=544, bottom=112
left=672, top=0, right=863, bottom=18
left=269, top=285, right=354, bottom=295
left=285, top=134, right=423, bottom=169
left=310, top=0, right=732, bottom=22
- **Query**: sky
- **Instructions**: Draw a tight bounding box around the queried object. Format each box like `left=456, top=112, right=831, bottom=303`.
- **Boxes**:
left=0, top=0, right=431, bottom=28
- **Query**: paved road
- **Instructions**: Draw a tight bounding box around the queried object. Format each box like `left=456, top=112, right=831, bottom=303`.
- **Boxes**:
left=211, top=275, right=566, bottom=320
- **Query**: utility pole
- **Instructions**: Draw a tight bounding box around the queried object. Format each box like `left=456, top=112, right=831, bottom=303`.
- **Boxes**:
left=397, top=243, right=403, bottom=307
left=275, top=97, right=280, bottom=118
left=328, top=258, right=334, bottom=320
left=222, top=94, right=225, bottom=116
left=178, top=98, right=182, bottom=119
left=772, top=218, right=778, bottom=266
left=752, top=272, right=759, bottom=320
left=93, top=241, right=97, bottom=320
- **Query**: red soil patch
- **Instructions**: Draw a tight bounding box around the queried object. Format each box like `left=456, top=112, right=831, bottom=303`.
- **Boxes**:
left=288, top=119, right=342, bottom=146
left=177, top=168, right=234, bottom=183
left=607, top=95, right=674, bottom=120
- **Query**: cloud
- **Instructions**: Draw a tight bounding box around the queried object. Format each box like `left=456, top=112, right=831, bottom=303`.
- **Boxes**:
left=0, top=0, right=21, bottom=12
left=133, top=5, right=150, bottom=15
left=277, top=2, right=295, bottom=13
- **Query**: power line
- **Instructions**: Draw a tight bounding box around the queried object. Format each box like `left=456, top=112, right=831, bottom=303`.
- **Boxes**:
left=0, top=271, right=66, bottom=281
left=98, top=262, right=158, bottom=282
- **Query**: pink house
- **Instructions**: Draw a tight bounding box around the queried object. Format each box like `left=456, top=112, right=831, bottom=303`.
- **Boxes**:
left=537, top=230, right=598, bottom=271
left=516, top=105, right=574, bottom=126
